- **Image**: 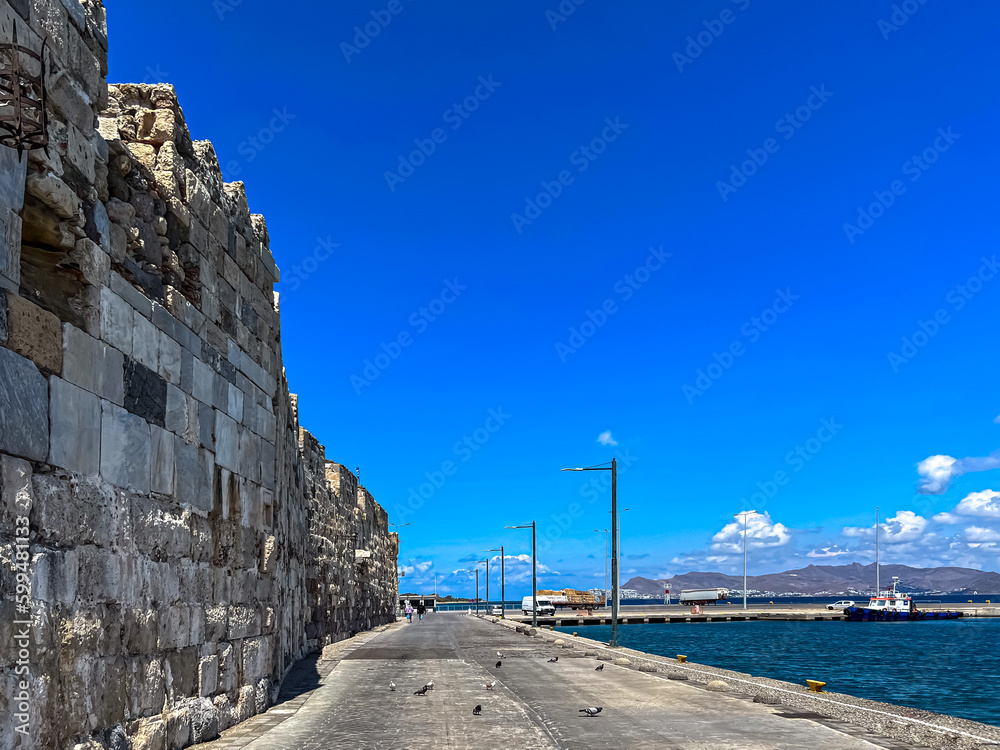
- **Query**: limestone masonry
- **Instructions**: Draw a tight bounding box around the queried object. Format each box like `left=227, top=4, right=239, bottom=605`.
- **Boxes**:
left=0, top=1, right=398, bottom=748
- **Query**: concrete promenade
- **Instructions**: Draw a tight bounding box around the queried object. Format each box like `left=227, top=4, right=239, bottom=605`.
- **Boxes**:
left=195, top=614, right=925, bottom=750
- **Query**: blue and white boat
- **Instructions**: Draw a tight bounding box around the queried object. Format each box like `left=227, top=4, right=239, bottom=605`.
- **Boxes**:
left=845, top=577, right=963, bottom=621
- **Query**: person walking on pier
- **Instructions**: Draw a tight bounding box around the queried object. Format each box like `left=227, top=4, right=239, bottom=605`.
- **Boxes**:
left=405, top=603, right=413, bottom=623
left=417, top=603, right=426, bottom=621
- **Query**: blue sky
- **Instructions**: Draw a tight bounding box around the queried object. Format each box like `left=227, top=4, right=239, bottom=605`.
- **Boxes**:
left=107, top=0, right=1000, bottom=597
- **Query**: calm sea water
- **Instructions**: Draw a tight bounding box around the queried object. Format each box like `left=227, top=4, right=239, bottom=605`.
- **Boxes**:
left=555, top=618, right=1000, bottom=726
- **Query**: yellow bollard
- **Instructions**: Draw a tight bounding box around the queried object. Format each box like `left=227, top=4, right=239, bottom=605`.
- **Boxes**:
left=573, top=632, right=578, bottom=637
left=677, top=655, right=687, bottom=663
left=806, top=680, right=826, bottom=693
left=969, top=600, right=974, bottom=604
left=549, top=626, right=554, bottom=631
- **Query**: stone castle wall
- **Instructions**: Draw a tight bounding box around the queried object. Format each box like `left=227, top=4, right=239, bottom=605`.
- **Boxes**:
left=0, top=2, right=397, bottom=748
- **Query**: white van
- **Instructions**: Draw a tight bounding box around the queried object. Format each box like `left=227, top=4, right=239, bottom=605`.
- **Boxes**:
left=521, top=596, right=556, bottom=616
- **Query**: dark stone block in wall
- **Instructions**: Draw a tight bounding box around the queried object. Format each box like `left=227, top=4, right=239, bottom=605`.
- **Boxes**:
left=220, top=306, right=237, bottom=338
left=121, top=257, right=164, bottom=301
left=241, top=303, right=259, bottom=334
left=123, top=357, right=167, bottom=427
left=0, top=346, right=48, bottom=461
left=8, top=0, right=29, bottom=20
left=201, top=342, right=221, bottom=372
left=226, top=223, right=237, bottom=259
left=219, top=358, right=236, bottom=384
left=0, top=291, right=7, bottom=344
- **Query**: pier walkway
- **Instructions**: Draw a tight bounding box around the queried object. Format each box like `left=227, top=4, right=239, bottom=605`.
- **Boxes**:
left=196, top=614, right=923, bottom=750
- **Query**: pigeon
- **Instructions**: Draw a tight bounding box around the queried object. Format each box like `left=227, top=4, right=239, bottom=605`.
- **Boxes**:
left=423, top=680, right=434, bottom=691
left=389, top=681, right=396, bottom=692
left=485, top=680, right=497, bottom=690
left=473, top=704, right=482, bottom=716
left=595, top=664, right=605, bottom=671
left=547, top=657, right=558, bottom=663
left=579, top=707, right=603, bottom=717
left=496, top=651, right=504, bottom=659
left=413, top=685, right=429, bottom=695
left=495, top=660, right=502, bottom=668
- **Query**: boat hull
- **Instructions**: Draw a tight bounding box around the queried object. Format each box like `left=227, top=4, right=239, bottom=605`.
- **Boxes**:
left=844, top=607, right=963, bottom=621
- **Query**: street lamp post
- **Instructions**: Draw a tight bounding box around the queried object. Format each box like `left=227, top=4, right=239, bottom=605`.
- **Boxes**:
left=475, top=568, right=480, bottom=615
left=562, top=459, right=619, bottom=648
left=609, top=508, right=630, bottom=605
left=594, top=529, right=608, bottom=608
left=486, top=547, right=505, bottom=617
left=504, top=522, right=537, bottom=627
left=875, top=506, right=880, bottom=595
left=734, top=510, right=758, bottom=610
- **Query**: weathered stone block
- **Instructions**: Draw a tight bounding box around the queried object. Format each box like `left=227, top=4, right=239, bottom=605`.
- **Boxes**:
left=5, top=292, right=63, bottom=373
left=32, top=472, right=116, bottom=548
left=123, top=609, right=158, bottom=655
left=166, top=646, right=199, bottom=697
left=132, top=309, right=159, bottom=372
left=49, top=376, right=101, bottom=475
left=191, top=356, right=213, bottom=404
left=214, top=410, right=238, bottom=472
left=128, top=716, right=166, bottom=750
left=225, top=382, right=243, bottom=421
left=62, top=323, right=125, bottom=405
left=239, top=429, right=261, bottom=484
left=158, top=330, right=182, bottom=385
left=174, top=437, right=214, bottom=512
left=198, top=654, right=218, bottom=696
left=149, top=424, right=175, bottom=495
left=100, top=286, right=133, bottom=355
left=100, top=400, right=151, bottom=493
left=190, top=697, right=220, bottom=744
left=0, top=346, right=49, bottom=461
left=197, top=401, right=214, bottom=450
left=64, top=237, right=110, bottom=286
left=110, top=271, right=152, bottom=319
left=132, top=495, right=190, bottom=561
left=165, top=384, right=199, bottom=443
left=76, top=544, right=124, bottom=604
left=260, top=439, right=275, bottom=491
left=124, top=357, right=167, bottom=427
left=0, top=455, right=32, bottom=532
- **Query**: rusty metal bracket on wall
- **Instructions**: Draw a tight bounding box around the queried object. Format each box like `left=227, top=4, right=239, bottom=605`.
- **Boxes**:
left=0, top=25, right=49, bottom=158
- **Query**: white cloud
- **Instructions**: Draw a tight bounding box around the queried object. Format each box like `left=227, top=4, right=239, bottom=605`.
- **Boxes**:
left=597, top=430, right=618, bottom=447
left=806, top=545, right=852, bottom=558
left=711, top=511, right=791, bottom=552
left=933, top=512, right=961, bottom=524
left=966, top=526, right=1000, bottom=543
left=953, top=489, right=1000, bottom=518
left=917, top=454, right=959, bottom=494
left=917, top=451, right=1000, bottom=494
left=844, top=510, right=928, bottom=543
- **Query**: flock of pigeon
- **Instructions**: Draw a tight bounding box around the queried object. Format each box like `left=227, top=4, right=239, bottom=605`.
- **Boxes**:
left=387, top=649, right=603, bottom=719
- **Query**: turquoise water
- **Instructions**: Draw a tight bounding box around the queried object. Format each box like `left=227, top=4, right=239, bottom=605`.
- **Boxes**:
left=556, top=618, right=1000, bottom=726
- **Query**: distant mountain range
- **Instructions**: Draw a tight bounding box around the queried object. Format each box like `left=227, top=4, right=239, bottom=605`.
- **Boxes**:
left=623, top=563, right=1000, bottom=596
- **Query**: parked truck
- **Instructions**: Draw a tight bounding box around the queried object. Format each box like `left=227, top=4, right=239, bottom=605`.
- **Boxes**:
left=679, top=588, right=728, bottom=605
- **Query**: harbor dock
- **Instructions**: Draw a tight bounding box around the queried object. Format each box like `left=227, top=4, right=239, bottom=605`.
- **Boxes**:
left=194, top=613, right=1000, bottom=750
